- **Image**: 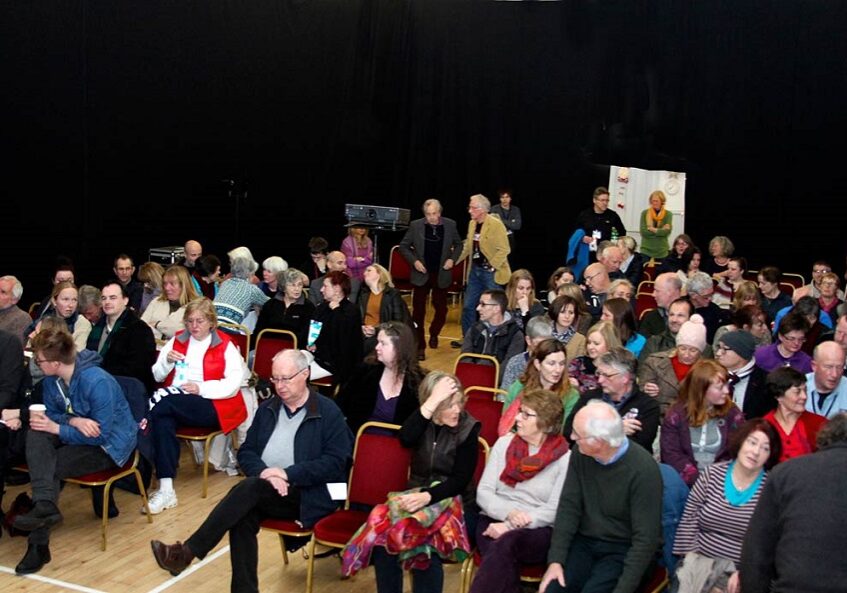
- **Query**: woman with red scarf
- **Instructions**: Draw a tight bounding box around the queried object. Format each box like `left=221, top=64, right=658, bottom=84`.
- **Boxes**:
left=469, top=390, right=571, bottom=593
left=639, top=190, right=673, bottom=260
left=148, top=298, right=247, bottom=515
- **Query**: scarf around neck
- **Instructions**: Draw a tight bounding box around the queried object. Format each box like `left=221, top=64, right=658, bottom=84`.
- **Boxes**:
left=647, top=207, right=667, bottom=226
left=500, top=433, right=569, bottom=487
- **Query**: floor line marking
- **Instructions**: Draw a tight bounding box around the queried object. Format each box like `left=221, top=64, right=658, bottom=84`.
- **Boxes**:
left=145, top=545, right=230, bottom=593
left=0, top=565, right=109, bottom=593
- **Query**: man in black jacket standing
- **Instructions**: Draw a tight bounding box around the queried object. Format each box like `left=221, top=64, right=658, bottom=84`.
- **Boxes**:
left=398, top=199, right=463, bottom=353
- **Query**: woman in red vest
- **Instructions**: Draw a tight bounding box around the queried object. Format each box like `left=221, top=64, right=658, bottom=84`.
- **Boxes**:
left=148, top=298, right=247, bottom=514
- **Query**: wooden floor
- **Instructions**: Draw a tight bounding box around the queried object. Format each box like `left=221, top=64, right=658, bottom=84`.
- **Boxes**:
left=0, top=298, right=469, bottom=593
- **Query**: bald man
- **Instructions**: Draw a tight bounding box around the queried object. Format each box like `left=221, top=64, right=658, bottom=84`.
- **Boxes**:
left=582, top=262, right=610, bottom=322
left=308, top=251, right=360, bottom=306
left=805, top=341, right=847, bottom=418
left=180, top=240, right=203, bottom=269
left=540, top=400, right=661, bottom=593
left=639, top=272, right=683, bottom=338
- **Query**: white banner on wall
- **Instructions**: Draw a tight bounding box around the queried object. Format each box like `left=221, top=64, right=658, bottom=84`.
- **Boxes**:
left=607, top=166, right=686, bottom=249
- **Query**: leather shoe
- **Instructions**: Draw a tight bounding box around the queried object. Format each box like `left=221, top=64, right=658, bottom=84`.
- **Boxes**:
left=91, top=486, right=120, bottom=519
left=450, top=340, right=462, bottom=349
left=151, top=540, right=194, bottom=576
left=15, top=544, right=51, bottom=575
left=428, top=335, right=439, bottom=349
left=13, top=500, right=62, bottom=532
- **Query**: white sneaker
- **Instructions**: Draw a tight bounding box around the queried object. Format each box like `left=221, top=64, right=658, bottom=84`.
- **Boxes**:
left=145, top=489, right=178, bottom=515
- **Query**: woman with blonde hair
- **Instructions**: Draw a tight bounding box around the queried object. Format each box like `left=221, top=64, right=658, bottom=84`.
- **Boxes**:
left=505, top=269, right=545, bottom=330
left=661, top=359, right=744, bottom=486
left=566, top=320, right=622, bottom=395
left=639, top=190, right=673, bottom=260
left=142, top=266, right=200, bottom=340
left=358, top=263, right=413, bottom=355
left=138, top=261, right=165, bottom=315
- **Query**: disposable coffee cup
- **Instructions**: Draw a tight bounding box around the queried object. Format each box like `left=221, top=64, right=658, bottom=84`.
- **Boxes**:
left=29, top=403, right=46, bottom=418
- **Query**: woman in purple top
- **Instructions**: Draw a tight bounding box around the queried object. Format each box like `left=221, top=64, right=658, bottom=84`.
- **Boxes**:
left=335, top=321, right=424, bottom=433
left=341, top=225, right=374, bottom=281
left=753, top=311, right=812, bottom=374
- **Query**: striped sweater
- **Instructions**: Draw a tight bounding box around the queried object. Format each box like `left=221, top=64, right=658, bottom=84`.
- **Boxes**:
left=673, top=460, right=766, bottom=566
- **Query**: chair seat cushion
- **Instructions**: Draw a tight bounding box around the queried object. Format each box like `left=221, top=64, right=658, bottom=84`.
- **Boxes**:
left=67, top=458, right=135, bottom=483
left=176, top=426, right=222, bottom=438
left=313, top=510, right=369, bottom=544
left=260, top=518, right=311, bottom=536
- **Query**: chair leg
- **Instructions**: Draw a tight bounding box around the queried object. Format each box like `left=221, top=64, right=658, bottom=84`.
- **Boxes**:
left=306, top=535, right=317, bottom=593
left=279, top=535, right=289, bottom=565
left=201, top=436, right=213, bottom=498
left=135, top=469, right=153, bottom=523
left=100, top=481, right=113, bottom=551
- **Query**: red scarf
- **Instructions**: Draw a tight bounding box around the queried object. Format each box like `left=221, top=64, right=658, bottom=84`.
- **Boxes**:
left=500, top=433, right=569, bottom=487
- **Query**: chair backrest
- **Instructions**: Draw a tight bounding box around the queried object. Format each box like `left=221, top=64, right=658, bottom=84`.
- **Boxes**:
left=640, top=266, right=656, bottom=283
left=464, top=386, right=507, bottom=402
left=636, top=280, right=655, bottom=295
left=252, top=329, right=297, bottom=380
left=472, top=437, right=490, bottom=489
left=347, top=422, right=412, bottom=508
left=638, top=307, right=656, bottom=322
left=448, top=258, right=467, bottom=295
left=388, top=245, right=415, bottom=292
left=778, top=282, right=796, bottom=297
left=454, top=353, right=500, bottom=390
left=219, top=323, right=251, bottom=362
left=464, top=397, right=502, bottom=447
left=782, top=272, right=806, bottom=289
left=743, top=269, right=759, bottom=282
left=28, top=301, right=40, bottom=320
left=635, top=293, right=658, bottom=320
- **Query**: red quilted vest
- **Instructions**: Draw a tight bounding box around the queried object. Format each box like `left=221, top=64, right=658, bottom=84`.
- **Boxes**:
left=165, top=330, right=247, bottom=433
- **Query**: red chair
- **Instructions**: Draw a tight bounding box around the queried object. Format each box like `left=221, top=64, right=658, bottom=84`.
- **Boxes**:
left=454, top=353, right=500, bottom=390
left=305, top=422, right=412, bottom=593
left=636, top=280, right=655, bottom=295
left=635, top=293, right=658, bottom=321
left=63, top=451, right=153, bottom=550
left=464, top=386, right=507, bottom=402
left=639, top=565, right=669, bottom=593
left=782, top=272, right=806, bottom=289
left=448, top=258, right=468, bottom=305
left=640, top=265, right=657, bottom=283
left=252, top=329, right=297, bottom=381
left=219, top=322, right=251, bottom=363
left=639, top=307, right=656, bottom=322
left=175, top=427, right=238, bottom=498
left=744, top=269, right=759, bottom=282
left=464, top=396, right=502, bottom=448
left=778, top=282, right=796, bottom=297
left=388, top=245, right=415, bottom=294
left=260, top=518, right=313, bottom=565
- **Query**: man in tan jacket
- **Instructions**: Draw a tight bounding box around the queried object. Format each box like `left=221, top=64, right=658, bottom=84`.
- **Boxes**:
left=453, top=194, right=511, bottom=345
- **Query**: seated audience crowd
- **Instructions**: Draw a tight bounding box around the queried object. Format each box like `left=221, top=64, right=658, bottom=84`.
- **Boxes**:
left=3, top=199, right=847, bottom=593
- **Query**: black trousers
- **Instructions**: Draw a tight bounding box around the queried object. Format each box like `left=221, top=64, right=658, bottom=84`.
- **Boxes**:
left=186, top=477, right=300, bottom=593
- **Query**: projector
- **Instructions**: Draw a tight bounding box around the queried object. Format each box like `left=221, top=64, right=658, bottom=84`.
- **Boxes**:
left=345, top=204, right=410, bottom=228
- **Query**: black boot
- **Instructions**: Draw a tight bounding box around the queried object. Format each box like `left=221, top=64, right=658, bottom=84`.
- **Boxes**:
left=15, top=543, right=51, bottom=575
left=91, top=486, right=120, bottom=519
left=12, top=500, right=62, bottom=532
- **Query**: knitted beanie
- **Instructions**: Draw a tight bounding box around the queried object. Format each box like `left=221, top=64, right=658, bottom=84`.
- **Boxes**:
left=718, top=330, right=757, bottom=360
left=676, top=314, right=707, bottom=352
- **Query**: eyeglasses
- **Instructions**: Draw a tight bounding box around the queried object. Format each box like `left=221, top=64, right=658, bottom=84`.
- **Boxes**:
left=781, top=335, right=806, bottom=344
left=715, top=344, right=732, bottom=353
left=34, top=358, right=52, bottom=365
left=595, top=370, right=621, bottom=379
left=812, top=268, right=830, bottom=275
left=185, top=318, right=210, bottom=326
left=269, top=368, right=307, bottom=384
left=517, top=409, right=538, bottom=418
left=468, top=204, right=484, bottom=211
left=478, top=302, right=499, bottom=307
left=585, top=272, right=602, bottom=282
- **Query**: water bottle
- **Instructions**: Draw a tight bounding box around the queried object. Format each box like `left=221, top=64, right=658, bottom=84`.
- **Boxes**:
left=174, top=360, right=188, bottom=387
left=611, top=226, right=619, bottom=243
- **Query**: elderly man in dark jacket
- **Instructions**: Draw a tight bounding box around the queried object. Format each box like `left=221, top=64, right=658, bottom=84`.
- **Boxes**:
left=151, top=349, right=354, bottom=593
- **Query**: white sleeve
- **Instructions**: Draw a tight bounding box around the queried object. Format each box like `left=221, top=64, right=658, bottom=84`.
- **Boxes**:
left=152, top=338, right=176, bottom=381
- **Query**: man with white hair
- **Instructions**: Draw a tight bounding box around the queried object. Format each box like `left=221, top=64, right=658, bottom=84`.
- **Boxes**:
left=540, top=400, right=662, bottom=593
left=0, top=275, right=31, bottom=343
left=805, top=341, right=847, bottom=418
left=686, top=271, right=730, bottom=343
left=453, top=194, right=511, bottom=346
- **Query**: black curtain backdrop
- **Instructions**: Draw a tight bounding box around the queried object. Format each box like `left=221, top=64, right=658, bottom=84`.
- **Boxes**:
left=2, top=1, right=846, bottom=307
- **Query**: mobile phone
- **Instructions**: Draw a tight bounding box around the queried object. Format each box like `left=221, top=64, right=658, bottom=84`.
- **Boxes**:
left=623, top=408, right=639, bottom=420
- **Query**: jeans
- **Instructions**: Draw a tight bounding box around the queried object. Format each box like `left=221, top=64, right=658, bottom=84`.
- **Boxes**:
left=26, top=430, right=116, bottom=544
left=150, top=394, right=220, bottom=479
left=461, top=265, right=500, bottom=336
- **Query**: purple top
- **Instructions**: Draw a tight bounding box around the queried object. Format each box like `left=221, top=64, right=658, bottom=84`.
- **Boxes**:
left=753, top=342, right=812, bottom=374
left=341, top=235, right=374, bottom=281
left=370, top=384, right=400, bottom=426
